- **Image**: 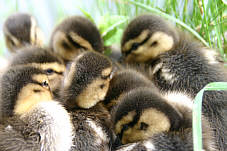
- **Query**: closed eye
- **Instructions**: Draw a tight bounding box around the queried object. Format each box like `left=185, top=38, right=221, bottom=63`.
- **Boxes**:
left=151, top=41, right=158, bottom=47
left=33, top=89, right=41, bottom=93
left=140, top=122, right=148, bottom=130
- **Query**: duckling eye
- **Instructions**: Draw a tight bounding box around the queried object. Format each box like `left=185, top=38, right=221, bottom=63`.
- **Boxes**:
left=139, top=122, right=148, bottom=130
left=151, top=41, right=158, bottom=47
left=33, top=89, right=41, bottom=93
left=131, top=42, right=140, bottom=51
left=42, top=81, right=49, bottom=87
left=45, top=68, right=54, bottom=75
left=100, top=84, right=105, bottom=89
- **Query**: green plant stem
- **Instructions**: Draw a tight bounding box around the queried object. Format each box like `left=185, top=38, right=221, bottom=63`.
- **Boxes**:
left=193, top=82, right=227, bottom=151
left=201, top=0, right=212, bottom=46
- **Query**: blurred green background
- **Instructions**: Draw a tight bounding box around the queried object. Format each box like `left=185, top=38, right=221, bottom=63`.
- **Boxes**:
left=0, top=0, right=226, bottom=61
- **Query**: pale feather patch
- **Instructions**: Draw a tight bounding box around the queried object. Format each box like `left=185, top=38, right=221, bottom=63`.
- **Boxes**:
left=161, top=67, right=177, bottom=83
left=25, top=101, right=74, bottom=151
left=152, top=62, right=163, bottom=74
left=35, top=27, right=45, bottom=46
left=201, top=48, right=220, bottom=64
left=86, top=118, right=108, bottom=144
left=30, top=17, right=37, bottom=45
left=143, top=140, right=156, bottom=150
left=161, top=92, right=193, bottom=110
left=115, top=143, right=138, bottom=151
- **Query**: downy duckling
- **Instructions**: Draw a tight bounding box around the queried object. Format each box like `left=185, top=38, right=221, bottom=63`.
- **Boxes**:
left=0, top=65, right=73, bottom=151
left=60, top=51, right=114, bottom=151
left=61, top=51, right=113, bottom=109
left=49, top=16, right=104, bottom=63
left=9, top=46, right=65, bottom=99
left=3, top=13, right=44, bottom=53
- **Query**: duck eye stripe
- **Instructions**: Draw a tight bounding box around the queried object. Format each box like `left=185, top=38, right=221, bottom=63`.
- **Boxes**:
left=67, top=34, right=87, bottom=50
left=125, top=35, right=150, bottom=57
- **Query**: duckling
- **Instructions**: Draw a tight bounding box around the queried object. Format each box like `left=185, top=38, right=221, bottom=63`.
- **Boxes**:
left=112, top=88, right=182, bottom=145
left=3, top=13, right=44, bottom=53
left=0, top=65, right=73, bottom=151
left=60, top=51, right=114, bottom=150
left=49, top=16, right=104, bottom=63
left=61, top=51, right=113, bottom=109
left=112, top=88, right=217, bottom=151
left=121, top=14, right=227, bottom=150
left=9, top=46, right=66, bottom=99
left=103, top=68, right=153, bottom=111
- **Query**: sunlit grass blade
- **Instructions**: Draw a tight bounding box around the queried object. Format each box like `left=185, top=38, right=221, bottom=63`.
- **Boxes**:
left=125, top=0, right=209, bottom=47
left=79, top=7, right=95, bottom=24
left=102, top=17, right=128, bottom=38
left=193, top=82, right=227, bottom=151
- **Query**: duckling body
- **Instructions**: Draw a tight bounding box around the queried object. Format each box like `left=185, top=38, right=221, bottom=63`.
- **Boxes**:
left=3, top=13, right=44, bottom=53
left=69, top=103, right=113, bottom=151
left=49, top=16, right=103, bottom=62
left=61, top=51, right=114, bottom=150
left=121, top=14, right=227, bottom=150
left=9, top=47, right=65, bottom=99
left=0, top=65, right=73, bottom=151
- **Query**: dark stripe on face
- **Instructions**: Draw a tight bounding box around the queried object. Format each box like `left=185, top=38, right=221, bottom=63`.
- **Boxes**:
left=118, top=111, right=141, bottom=141
left=67, top=34, right=87, bottom=50
left=125, top=34, right=150, bottom=57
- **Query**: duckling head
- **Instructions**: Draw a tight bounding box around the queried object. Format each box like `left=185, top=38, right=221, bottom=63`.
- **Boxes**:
left=62, top=51, right=113, bottom=109
left=121, top=14, right=179, bottom=63
left=49, top=16, right=104, bottom=62
left=112, top=88, right=182, bottom=144
left=9, top=47, right=66, bottom=99
left=0, top=65, right=53, bottom=119
left=3, top=13, right=44, bottom=53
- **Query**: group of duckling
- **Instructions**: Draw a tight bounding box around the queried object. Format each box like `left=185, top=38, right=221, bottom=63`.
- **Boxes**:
left=0, top=12, right=226, bottom=151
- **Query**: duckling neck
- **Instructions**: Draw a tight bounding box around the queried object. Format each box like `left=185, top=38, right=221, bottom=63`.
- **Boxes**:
left=20, top=101, right=74, bottom=151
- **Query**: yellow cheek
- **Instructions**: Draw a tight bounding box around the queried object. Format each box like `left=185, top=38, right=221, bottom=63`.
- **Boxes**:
left=76, top=78, right=110, bottom=109
left=14, top=89, right=53, bottom=115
